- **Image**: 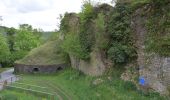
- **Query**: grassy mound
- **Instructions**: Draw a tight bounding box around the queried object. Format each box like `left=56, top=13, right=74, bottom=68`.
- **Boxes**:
left=16, top=40, right=67, bottom=65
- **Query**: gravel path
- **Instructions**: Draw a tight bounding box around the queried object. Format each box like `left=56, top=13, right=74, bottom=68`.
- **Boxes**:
left=0, top=68, right=18, bottom=90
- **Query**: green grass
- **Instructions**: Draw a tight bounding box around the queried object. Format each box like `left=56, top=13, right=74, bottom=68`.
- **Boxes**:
left=0, top=90, right=41, bottom=100
left=1, top=68, right=168, bottom=100
left=0, top=68, right=9, bottom=73
left=41, top=31, right=54, bottom=41
left=16, top=40, right=67, bottom=65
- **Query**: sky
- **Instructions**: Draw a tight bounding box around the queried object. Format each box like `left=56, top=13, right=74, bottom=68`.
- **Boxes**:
left=0, top=0, right=113, bottom=31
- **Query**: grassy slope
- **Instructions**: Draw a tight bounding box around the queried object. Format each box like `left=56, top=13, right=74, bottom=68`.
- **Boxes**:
left=16, top=40, right=66, bottom=65
left=1, top=68, right=168, bottom=100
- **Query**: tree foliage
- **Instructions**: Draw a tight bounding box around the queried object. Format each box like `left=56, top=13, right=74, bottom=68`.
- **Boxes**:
left=79, top=1, right=96, bottom=59
left=0, top=33, right=10, bottom=64
left=6, top=27, right=16, bottom=52
left=0, top=24, right=42, bottom=67
left=107, top=3, right=136, bottom=64
left=61, top=33, right=89, bottom=59
left=61, top=1, right=96, bottom=60
left=95, top=13, right=109, bottom=49
left=14, top=24, right=41, bottom=51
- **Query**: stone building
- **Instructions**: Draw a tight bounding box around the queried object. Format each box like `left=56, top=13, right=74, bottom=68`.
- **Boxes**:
left=14, top=63, right=67, bottom=74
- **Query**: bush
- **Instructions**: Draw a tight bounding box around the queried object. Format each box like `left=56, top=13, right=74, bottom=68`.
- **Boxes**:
left=108, top=44, right=127, bottom=63
left=107, top=43, right=136, bottom=63
left=61, top=34, right=89, bottom=60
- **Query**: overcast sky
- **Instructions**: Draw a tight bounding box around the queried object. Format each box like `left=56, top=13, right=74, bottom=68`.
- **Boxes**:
left=0, top=0, right=113, bottom=31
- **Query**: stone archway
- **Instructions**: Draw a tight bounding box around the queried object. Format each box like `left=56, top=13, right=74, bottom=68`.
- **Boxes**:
left=33, top=67, right=39, bottom=73
left=57, top=67, right=63, bottom=71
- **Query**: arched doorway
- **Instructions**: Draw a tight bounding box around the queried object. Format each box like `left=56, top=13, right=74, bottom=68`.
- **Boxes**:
left=33, top=67, right=39, bottom=73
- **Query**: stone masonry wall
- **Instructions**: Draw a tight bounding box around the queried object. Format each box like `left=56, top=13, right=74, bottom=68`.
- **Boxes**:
left=132, top=8, right=170, bottom=95
left=14, top=63, right=68, bottom=74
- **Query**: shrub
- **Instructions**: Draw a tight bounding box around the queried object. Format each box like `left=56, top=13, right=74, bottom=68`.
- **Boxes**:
left=108, top=44, right=127, bottom=63
left=107, top=43, right=136, bottom=63
left=61, top=34, right=89, bottom=60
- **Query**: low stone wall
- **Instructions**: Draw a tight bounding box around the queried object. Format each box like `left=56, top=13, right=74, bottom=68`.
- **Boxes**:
left=14, top=63, right=68, bottom=74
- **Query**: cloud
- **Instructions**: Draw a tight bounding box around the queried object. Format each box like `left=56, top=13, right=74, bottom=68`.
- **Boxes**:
left=0, top=0, right=113, bottom=31
left=1, top=0, right=53, bottom=13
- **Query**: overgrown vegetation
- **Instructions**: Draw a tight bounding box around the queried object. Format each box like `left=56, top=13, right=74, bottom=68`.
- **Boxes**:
left=95, top=13, right=109, bottom=49
left=0, top=33, right=10, bottom=66
left=60, top=1, right=138, bottom=65
left=61, top=33, right=88, bottom=59
left=79, top=1, right=96, bottom=59
left=145, top=1, right=170, bottom=56
left=0, top=24, right=42, bottom=67
left=107, top=2, right=137, bottom=64
left=61, top=2, right=97, bottom=60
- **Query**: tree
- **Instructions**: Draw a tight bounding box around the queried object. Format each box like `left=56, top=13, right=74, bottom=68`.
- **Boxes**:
left=0, top=33, right=10, bottom=64
left=19, top=24, right=33, bottom=31
left=14, top=25, right=41, bottom=51
left=6, top=27, right=16, bottom=52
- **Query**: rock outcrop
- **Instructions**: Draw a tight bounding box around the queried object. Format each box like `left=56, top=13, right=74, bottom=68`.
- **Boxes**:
left=132, top=8, right=170, bottom=95
left=70, top=49, right=106, bottom=76
left=62, top=4, right=113, bottom=76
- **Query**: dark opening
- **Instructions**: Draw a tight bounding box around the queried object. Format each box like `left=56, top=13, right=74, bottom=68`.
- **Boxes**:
left=33, top=68, right=39, bottom=72
left=57, top=67, right=63, bottom=71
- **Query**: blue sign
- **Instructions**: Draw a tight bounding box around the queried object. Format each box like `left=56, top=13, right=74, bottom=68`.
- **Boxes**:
left=139, top=76, right=146, bottom=86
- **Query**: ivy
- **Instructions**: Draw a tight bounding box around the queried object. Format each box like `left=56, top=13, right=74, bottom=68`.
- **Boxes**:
left=61, top=33, right=89, bottom=60
left=79, top=1, right=96, bottom=59
left=107, top=3, right=137, bottom=64
left=145, top=2, right=170, bottom=56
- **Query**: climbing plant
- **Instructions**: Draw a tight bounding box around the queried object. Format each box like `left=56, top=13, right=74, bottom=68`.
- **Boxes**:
left=95, top=13, right=109, bottom=49
left=79, top=1, right=96, bottom=59
left=107, top=2, right=137, bottom=64
left=145, top=2, right=170, bottom=56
